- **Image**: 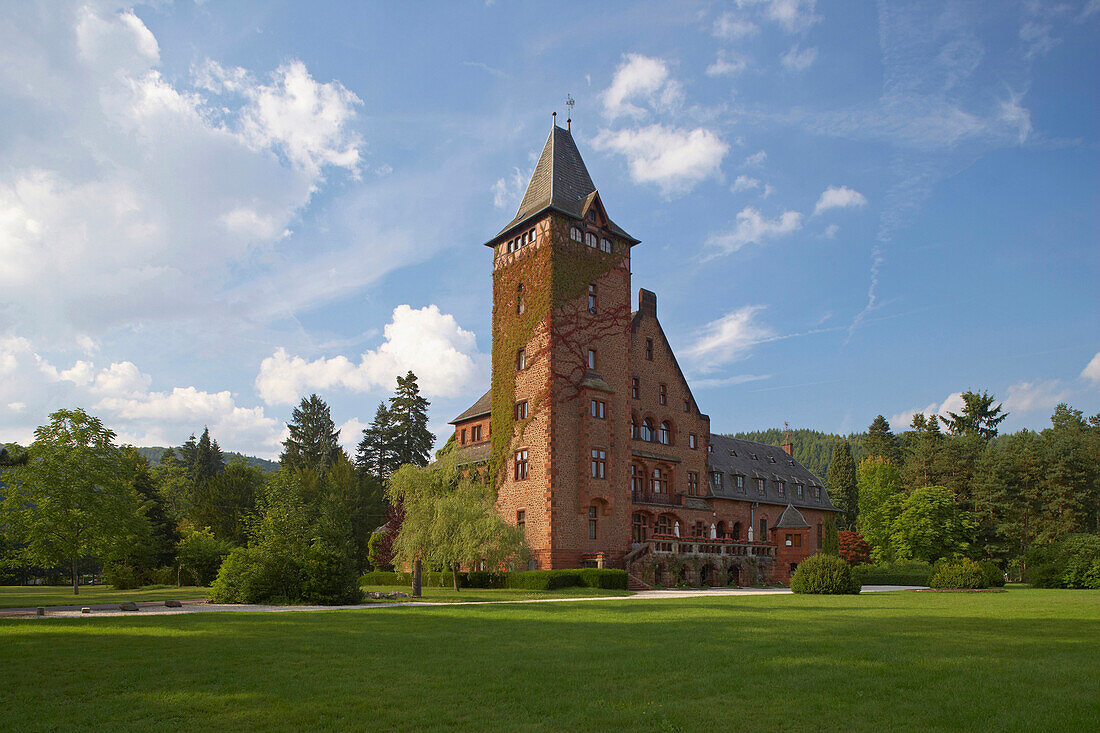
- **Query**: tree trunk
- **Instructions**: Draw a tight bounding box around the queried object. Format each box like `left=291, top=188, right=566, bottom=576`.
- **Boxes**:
left=177, top=565, right=182, bottom=588
left=452, top=563, right=460, bottom=592
left=71, top=557, right=79, bottom=595
left=412, top=559, right=422, bottom=598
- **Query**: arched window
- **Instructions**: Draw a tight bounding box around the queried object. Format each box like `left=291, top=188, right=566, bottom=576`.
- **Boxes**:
left=641, top=419, right=655, bottom=442
left=658, top=421, right=671, bottom=445
left=716, top=521, right=726, bottom=538
left=656, top=514, right=673, bottom=536
left=600, top=237, right=612, bottom=253
left=516, top=283, right=525, bottom=315
left=652, top=467, right=667, bottom=494
left=570, top=226, right=583, bottom=242
left=732, top=522, right=742, bottom=541
left=585, top=231, right=598, bottom=248
left=632, top=512, right=648, bottom=542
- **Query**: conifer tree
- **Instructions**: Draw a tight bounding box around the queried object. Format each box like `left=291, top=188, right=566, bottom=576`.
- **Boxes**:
left=191, top=427, right=225, bottom=483
left=280, top=394, right=342, bottom=472
left=864, top=415, right=901, bottom=464
left=388, top=372, right=433, bottom=469
left=356, top=402, right=400, bottom=481
left=940, top=390, right=1008, bottom=441
left=827, top=440, right=858, bottom=529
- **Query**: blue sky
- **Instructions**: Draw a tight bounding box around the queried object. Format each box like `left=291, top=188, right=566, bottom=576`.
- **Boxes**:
left=1, top=0, right=1097, bottom=458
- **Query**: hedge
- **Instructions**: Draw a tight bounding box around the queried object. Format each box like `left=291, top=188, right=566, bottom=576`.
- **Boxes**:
left=851, top=561, right=932, bottom=587
left=928, top=558, right=988, bottom=589
left=359, top=568, right=628, bottom=591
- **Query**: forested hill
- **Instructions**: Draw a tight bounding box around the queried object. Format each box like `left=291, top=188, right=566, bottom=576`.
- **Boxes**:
left=727, top=429, right=866, bottom=481
left=133, top=446, right=279, bottom=473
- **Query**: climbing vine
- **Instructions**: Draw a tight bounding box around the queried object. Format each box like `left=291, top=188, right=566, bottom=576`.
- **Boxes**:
left=487, top=215, right=629, bottom=487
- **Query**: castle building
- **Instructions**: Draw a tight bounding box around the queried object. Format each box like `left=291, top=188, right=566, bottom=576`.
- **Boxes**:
left=450, top=123, right=836, bottom=585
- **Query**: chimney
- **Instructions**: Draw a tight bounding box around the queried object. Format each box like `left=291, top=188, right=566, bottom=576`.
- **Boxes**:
left=638, top=289, right=657, bottom=316
left=781, top=442, right=793, bottom=456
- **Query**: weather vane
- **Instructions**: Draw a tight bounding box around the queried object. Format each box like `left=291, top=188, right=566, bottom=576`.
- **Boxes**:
left=565, top=94, right=575, bottom=129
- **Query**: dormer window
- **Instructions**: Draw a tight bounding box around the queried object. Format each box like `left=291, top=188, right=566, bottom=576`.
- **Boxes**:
left=588, top=210, right=597, bottom=223
left=571, top=226, right=583, bottom=242
left=585, top=231, right=598, bottom=248
left=756, top=478, right=766, bottom=494
left=750, top=453, right=758, bottom=460
left=777, top=480, right=786, bottom=496
left=600, top=237, right=612, bottom=253
left=795, top=483, right=804, bottom=498
left=813, top=485, right=821, bottom=498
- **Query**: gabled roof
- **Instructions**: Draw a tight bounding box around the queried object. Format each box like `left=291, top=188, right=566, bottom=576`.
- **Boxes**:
left=486, top=125, right=637, bottom=245
left=449, top=389, right=492, bottom=424
left=774, top=504, right=811, bottom=529
left=706, top=434, right=836, bottom=512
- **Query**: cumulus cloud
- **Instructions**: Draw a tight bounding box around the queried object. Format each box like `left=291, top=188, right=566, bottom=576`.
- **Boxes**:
left=255, top=305, right=481, bottom=406
left=1081, top=352, right=1100, bottom=384
left=1003, top=381, right=1069, bottom=415
left=739, top=0, right=819, bottom=33
left=601, top=54, right=682, bottom=120
left=337, top=417, right=367, bottom=453
left=592, top=124, right=728, bottom=197
left=889, top=392, right=966, bottom=431
left=706, top=206, right=803, bottom=255
left=743, top=150, right=767, bottom=167
left=781, top=45, right=818, bottom=71
left=682, top=306, right=774, bottom=373
left=731, top=175, right=761, bottom=193
left=491, top=166, right=527, bottom=209
left=814, top=186, right=868, bottom=215
left=706, top=51, right=749, bottom=77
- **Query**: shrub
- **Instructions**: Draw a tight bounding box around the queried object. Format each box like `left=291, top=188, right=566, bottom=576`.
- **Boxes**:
left=852, top=560, right=931, bottom=587
left=790, top=554, right=860, bottom=594
left=977, top=560, right=1006, bottom=588
left=1028, top=534, right=1100, bottom=589
left=176, top=527, right=232, bottom=586
left=103, top=564, right=143, bottom=590
left=301, top=544, right=363, bottom=605
left=838, top=531, right=871, bottom=566
left=367, top=532, right=394, bottom=572
left=928, top=558, right=988, bottom=589
left=359, top=570, right=411, bottom=586
left=504, top=570, right=582, bottom=590
left=464, top=571, right=506, bottom=588
left=578, top=569, right=629, bottom=589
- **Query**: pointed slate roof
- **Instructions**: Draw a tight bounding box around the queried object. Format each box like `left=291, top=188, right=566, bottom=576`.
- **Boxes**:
left=486, top=125, right=638, bottom=245
left=449, top=389, right=492, bottom=424
left=774, top=504, right=811, bottom=529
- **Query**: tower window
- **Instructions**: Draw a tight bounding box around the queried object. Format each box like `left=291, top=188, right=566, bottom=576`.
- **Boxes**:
left=515, top=401, right=528, bottom=420
left=658, top=383, right=667, bottom=405
left=688, top=433, right=697, bottom=449
left=641, top=419, right=655, bottom=442
left=471, top=425, right=482, bottom=442
left=516, top=348, right=526, bottom=371
left=517, top=283, right=525, bottom=314
left=517, top=510, right=525, bottom=533
left=590, top=449, right=606, bottom=479
left=590, top=399, right=605, bottom=419
left=514, top=450, right=529, bottom=481
left=460, top=428, right=467, bottom=445
left=587, top=349, right=596, bottom=370
left=588, top=505, right=598, bottom=539
left=630, top=418, right=638, bottom=439
left=570, top=226, right=582, bottom=242
left=687, top=471, right=699, bottom=496
left=683, top=399, right=690, bottom=413
left=588, top=283, right=597, bottom=314
left=600, top=237, right=612, bottom=253
left=651, top=467, right=667, bottom=494
left=645, top=338, right=653, bottom=360
left=631, top=377, right=639, bottom=399
left=585, top=231, right=598, bottom=248
left=657, top=421, right=671, bottom=445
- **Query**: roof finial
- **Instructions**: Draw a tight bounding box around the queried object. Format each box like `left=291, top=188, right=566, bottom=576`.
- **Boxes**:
left=565, top=94, right=575, bottom=131
left=552, top=111, right=557, bottom=128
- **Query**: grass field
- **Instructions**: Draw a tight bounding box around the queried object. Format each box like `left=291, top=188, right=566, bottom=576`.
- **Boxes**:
left=0, top=585, right=209, bottom=609
left=1, top=588, right=1097, bottom=731
left=359, top=584, right=633, bottom=603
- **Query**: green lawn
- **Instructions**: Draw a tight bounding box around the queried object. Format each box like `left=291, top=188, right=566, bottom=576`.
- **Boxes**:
left=0, top=585, right=209, bottom=609
left=360, top=584, right=633, bottom=603
left=1, top=588, right=1097, bottom=731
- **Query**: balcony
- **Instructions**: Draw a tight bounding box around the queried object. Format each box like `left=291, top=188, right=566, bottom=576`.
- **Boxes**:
left=638, top=536, right=777, bottom=558
left=631, top=489, right=683, bottom=506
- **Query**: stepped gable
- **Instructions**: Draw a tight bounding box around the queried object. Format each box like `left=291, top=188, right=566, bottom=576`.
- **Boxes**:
left=706, top=434, right=836, bottom=511
left=486, top=125, right=637, bottom=245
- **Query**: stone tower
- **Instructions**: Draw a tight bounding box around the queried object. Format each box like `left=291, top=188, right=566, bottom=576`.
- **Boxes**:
left=484, top=124, right=639, bottom=569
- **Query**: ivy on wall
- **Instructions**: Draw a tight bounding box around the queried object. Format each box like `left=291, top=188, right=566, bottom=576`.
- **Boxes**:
left=487, top=215, right=628, bottom=487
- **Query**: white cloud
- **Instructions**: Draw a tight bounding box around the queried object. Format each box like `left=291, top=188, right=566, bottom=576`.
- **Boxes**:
left=731, top=175, right=761, bottom=193
left=739, top=0, right=819, bottom=33
left=713, top=13, right=759, bottom=39
left=7, top=402, right=26, bottom=412
left=601, top=54, right=682, bottom=120
left=683, top=306, right=774, bottom=373
left=1081, top=352, right=1100, bottom=384
left=337, top=417, right=366, bottom=453
left=76, top=335, right=99, bottom=355
left=781, top=45, right=818, bottom=72
left=491, top=166, right=527, bottom=209
left=706, top=51, right=749, bottom=77
left=91, top=361, right=152, bottom=398
left=592, top=124, right=728, bottom=197
left=743, top=150, right=767, bottom=167
left=824, top=223, right=839, bottom=238
left=706, top=206, right=803, bottom=255
left=57, top=361, right=96, bottom=387
left=889, top=392, right=965, bottom=431
left=1003, top=380, right=1069, bottom=415
left=255, top=304, right=481, bottom=406
left=999, top=91, right=1032, bottom=145
left=814, top=186, right=868, bottom=215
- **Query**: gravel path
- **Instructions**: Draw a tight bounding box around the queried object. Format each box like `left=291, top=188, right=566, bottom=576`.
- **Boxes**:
left=4, top=586, right=925, bottom=619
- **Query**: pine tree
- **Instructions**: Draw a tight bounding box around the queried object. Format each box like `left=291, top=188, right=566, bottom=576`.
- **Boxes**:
left=940, top=390, right=1008, bottom=441
left=827, top=440, right=858, bottom=529
left=864, top=415, right=900, bottom=464
left=178, top=434, right=198, bottom=473
left=388, top=372, right=434, bottom=469
left=356, top=402, right=400, bottom=481
left=281, top=394, right=342, bottom=472
left=191, top=427, right=225, bottom=483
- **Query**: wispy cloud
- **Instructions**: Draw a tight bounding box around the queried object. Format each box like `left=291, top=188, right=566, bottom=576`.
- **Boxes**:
left=705, top=206, right=802, bottom=256
left=462, top=60, right=507, bottom=78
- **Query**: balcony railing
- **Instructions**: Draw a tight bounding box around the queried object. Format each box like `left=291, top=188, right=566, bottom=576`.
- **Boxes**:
left=637, top=536, right=777, bottom=558
left=631, top=489, right=683, bottom=506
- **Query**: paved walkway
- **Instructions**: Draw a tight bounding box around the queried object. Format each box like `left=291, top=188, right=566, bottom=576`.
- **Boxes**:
left=3, top=586, right=924, bottom=619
